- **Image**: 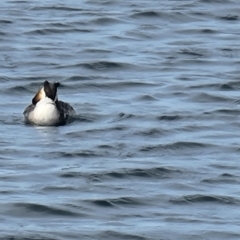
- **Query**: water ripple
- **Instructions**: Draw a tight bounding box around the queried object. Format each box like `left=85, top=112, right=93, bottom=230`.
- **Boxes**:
left=1, top=0, right=240, bottom=239
left=11, top=202, right=81, bottom=217
left=171, top=194, right=240, bottom=205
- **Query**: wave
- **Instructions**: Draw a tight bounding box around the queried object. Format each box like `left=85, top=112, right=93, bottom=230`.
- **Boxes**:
left=60, top=166, right=181, bottom=180
left=170, top=194, right=240, bottom=205
left=89, top=17, right=125, bottom=25
left=139, top=141, right=213, bottom=152
left=31, top=5, right=82, bottom=12
left=25, top=27, right=91, bottom=35
left=131, top=11, right=161, bottom=18
left=86, top=196, right=143, bottom=208
left=219, top=15, right=238, bottom=21
left=12, top=202, right=80, bottom=217
left=98, top=231, right=149, bottom=240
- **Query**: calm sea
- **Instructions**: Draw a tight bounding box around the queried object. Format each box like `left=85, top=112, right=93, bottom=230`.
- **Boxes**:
left=1, top=0, right=240, bottom=239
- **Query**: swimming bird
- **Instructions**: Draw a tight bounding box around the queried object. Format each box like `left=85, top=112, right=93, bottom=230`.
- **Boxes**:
left=23, top=80, right=76, bottom=126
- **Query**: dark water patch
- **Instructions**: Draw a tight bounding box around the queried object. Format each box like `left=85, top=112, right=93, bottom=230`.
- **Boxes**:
left=90, top=199, right=115, bottom=207
left=170, top=194, right=239, bottom=205
left=117, top=112, right=135, bottom=119
left=219, top=83, right=234, bottom=90
left=176, top=28, right=219, bottom=35
left=0, top=31, right=6, bottom=36
left=99, top=231, right=149, bottom=240
left=202, top=173, right=240, bottom=184
left=86, top=0, right=117, bottom=5
left=61, top=166, right=180, bottom=181
left=53, top=80, right=154, bottom=91
left=0, top=116, right=23, bottom=126
left=82, top=48, right=112, bottom=54
left=165, top=216, right=202, bottom=224
left=180, top=59, right=216, bottom=66
left=131, top=11, right=195, bottom=23
left=97, top=144, right=116, bottom=149
left=25, top=28, right=91, bottom=35
left=131, top=11, right=161, bottom=18
left=13, top=202, right=80, bottom=216
left=106, top=167, right=181, bottom=179
left=157, top=115, right=181, bottom=121
left=66, top=75, right=90, bottom=81
left=0, top=19, right=13, bottom=24
left=2, top=235, right=56, bottom=240
left=220, top=15, right=238, bottom=21
left=221, top=48, right=233, bottom=51
left=54, top=61, right=136, bottom=71
left=174, top=124, right=214, bottom=133
left=234, top=146, right=240, bottom=152
left=0, top=190, right=15, bottom=194
left=235, top=99, right=240, bottom=104
left=84, top=125, right=128, bottom=133
left=64, top=75, right=114, bottom=84
left=178, top=49, right=205, bottom=57
left=140, top=141, right=215, bottom=153
left=28, top=46, right=63, bottom=51
left=59, top=168, right=130, bottom=180
left=191, top=92, right=232, bottom=103
left=81, top=61, right=133, bottom=71
left=87, top=196, right=143, bottom=208
left=202, top=231, right=240, bottom=240
left=191, top=11, right=212, bottom=17
left=201, top=28, right=218, bottom=34
left=8, top=0, right=29, bottom=3
left=74, top=114, right=96, bottom=123
left=221, top=173, right=237, bottom=177
left=97, top=143, right=127, bottom=151
left=47, top=22, right=72, bottom=28
left=53, top=150, right=105, bottom=159
left=66, top=127, right=121, bottom=139
left=0, top=148, right=31, bottom=156
left=42, top=185, right=77, bottom=192
left=62, top=115, right=96, bottom=128
left=135, top=128, right=167, bottom=137
left=111, top=35, right=142, bottom=42
left=32, top=5, right=83, bottom=12
left=137, top=94, right=158, bottom=101
left=6, top=76, right=56, bottom=84
left=60, top=172, right=82, bottom=178
left=204, top=108, right=240, bottom=115
left=222, top=79, right=240, bottom=90
left=200, top=0, right=233, bottom=3
left=210, top=164, right=239, bottom=170
left=7, top=85, right=28, bottom=93
left=177, top=76, right=194, bottom=82
left=90, top=17, right=125, bottom=25
left=125, top=29, right=155, bottom=40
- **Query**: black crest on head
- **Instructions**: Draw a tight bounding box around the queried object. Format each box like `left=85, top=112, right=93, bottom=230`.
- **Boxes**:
left=44, top=80, right=60, bottom=102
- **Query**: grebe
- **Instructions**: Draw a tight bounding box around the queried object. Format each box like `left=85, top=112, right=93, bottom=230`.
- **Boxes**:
left=23, top=81, right=75, bottom=126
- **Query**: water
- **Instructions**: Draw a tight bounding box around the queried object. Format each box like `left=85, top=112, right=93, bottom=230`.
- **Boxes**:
left=1, top=0, right=240, bottom=239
